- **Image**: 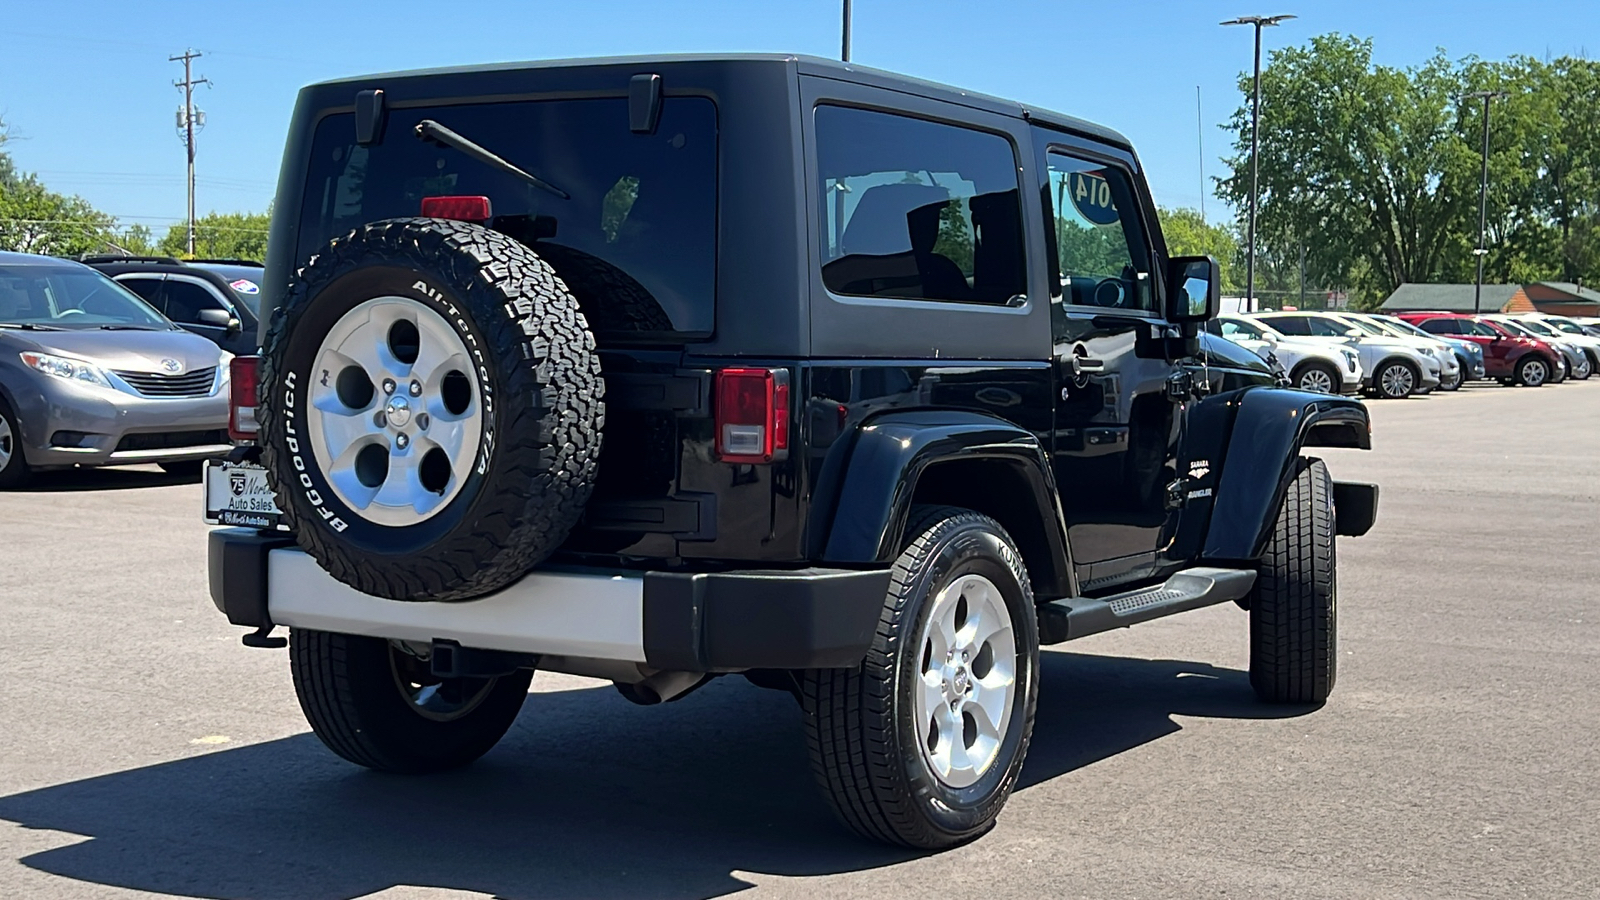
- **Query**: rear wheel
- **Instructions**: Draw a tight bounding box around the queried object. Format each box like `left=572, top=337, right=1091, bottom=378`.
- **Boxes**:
left=290, top=629, right=532, bottom=773
left=802, top=506, right=1039, bottom=849
left=1516, top=355, right=1550, bottom=387
left=1248, top=458, right=1337, bottom=704
left=1570, top=353, right=1592, bottom=380
left=0, top=402, right=32, bottom=489
left=1292, top=361, right=1339, bottom=394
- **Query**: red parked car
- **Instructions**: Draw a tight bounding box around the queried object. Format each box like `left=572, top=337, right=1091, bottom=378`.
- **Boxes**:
left=1398, top=313, right=1563, bottom=387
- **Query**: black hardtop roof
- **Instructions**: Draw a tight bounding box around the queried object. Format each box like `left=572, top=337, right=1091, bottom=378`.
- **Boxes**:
left=305, top=53, right=1132, bottom=150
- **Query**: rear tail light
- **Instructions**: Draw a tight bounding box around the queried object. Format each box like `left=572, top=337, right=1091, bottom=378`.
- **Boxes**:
left=229, top=355, right=260, bottom=442
left=714, top=367, right=790, bottom=464
left=420, top=195, right=493, bottom=222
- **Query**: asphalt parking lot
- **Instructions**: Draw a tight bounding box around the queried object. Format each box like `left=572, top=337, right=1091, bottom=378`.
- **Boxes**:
left=2, top=380, right=1597, bottom=900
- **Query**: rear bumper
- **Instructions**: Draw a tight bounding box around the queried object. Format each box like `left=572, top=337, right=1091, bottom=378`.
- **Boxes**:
left=208, top=528, right=890, bottom=671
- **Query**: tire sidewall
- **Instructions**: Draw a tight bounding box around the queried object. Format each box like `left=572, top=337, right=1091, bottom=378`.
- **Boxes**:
left=267, top=264, right=501, bottom=554
left=894, top=521, right=1039, bottom=835
left=1378, top=360, right=1415, bottom=398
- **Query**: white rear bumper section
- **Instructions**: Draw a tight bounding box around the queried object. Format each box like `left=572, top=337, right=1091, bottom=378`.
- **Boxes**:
left=267, top=549, right=647, bottom=662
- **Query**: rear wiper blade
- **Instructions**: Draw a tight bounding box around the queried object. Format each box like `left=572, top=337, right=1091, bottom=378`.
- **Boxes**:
left=415, top=119, right=570, bottom=200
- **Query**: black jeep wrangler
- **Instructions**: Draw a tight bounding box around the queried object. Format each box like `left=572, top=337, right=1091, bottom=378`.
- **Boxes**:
left=206, top=54, right=1378, bottom=850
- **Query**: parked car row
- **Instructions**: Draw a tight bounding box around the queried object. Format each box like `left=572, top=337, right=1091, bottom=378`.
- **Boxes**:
left=1208, top=308, right=1592, bottom=398
left=0, top=251, right=262, bottom=487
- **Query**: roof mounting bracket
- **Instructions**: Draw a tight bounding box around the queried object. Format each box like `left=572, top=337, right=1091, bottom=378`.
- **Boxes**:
left=354, top=89, right=387, bottom=145
left=629, top=74, right=662, bottom=134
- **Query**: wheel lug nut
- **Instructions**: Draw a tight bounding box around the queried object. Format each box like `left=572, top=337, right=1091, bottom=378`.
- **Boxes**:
left=396, top=433, right=409, bottom=449
left=383, top=378, right=396, bottom=395
left=409, top=380, right=422, bottom=397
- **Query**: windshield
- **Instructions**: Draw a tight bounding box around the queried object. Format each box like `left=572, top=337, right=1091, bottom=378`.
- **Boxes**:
left=1383, top=317, right=1435, bottom=338
left=1495, top=319, right=1540, bottom=339
left=1337, top=315, right=1389, bottom=337
left=1518, top=318, right=1559, bottom=337
left=1548, top=319, right=1586, bottom=335
left=300, top=96, right=717, bottom=338
left=0, top=264, right=172, bottom=330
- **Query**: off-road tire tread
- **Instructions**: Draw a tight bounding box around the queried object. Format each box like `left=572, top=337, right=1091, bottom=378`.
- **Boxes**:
left=1249, top=457, right=1336, bottom=704
left=258, top=218, right=603, bottom=601
left=801, top=505, right=1035, bottom=849
left=290, top=628, right=531, bottom=773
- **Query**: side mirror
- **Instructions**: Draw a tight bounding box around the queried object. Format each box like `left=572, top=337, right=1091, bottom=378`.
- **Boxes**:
left=197, top=308, right=233, bottom=329
left=1262, top=331, right=1280, bottom=345
left=1166, top=255, right=1219, bottom=323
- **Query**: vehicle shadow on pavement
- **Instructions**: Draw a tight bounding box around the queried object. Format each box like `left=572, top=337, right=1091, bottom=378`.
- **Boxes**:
left=10, top=465, right=198, bottom=492
left=0, top=651, right=1311, bottom=900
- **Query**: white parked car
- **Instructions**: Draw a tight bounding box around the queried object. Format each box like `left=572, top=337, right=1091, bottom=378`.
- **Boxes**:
left=1517, top=315, right=1599, bottom=377
left=1327, top=312, right=1460, bottom=393
left=1254, top=311, right=1441, bottom=399
left=1208, top=314, right=1362, bottom=394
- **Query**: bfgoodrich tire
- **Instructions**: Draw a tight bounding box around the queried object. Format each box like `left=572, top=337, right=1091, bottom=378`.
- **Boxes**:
left=801, top=506, right=1039, bottom=849
left=290, top=629, right=532, bottom=773
left=1248, top=457, right=1337, bottom=704
left=258, top=218, right=603, bottom=601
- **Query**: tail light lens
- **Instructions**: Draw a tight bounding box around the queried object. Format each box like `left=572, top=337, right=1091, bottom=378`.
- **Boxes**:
left=420, top=195, right=492, bottom=222
left=714, top=368, right=790, bottom=464
left=229, top=355, right=260, bottom=442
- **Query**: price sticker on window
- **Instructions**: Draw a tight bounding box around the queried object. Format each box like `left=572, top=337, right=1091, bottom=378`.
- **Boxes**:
left=1069, top=170, right=1120, bottom=226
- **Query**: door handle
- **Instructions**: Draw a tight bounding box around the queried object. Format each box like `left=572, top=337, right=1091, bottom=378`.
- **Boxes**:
left=1071, top=356, right=1105, bottom=376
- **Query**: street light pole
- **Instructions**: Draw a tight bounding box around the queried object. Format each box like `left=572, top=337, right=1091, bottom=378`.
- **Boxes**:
left=1222, top=14, right=1295, bottom=312
left=1466, top=90, right=1507, bottom=314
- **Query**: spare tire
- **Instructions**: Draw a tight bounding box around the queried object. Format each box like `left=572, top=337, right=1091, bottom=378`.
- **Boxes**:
left=258, top=218, right=603, bottom=601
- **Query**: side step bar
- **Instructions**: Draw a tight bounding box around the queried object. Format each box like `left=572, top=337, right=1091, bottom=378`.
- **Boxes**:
left=1037, top=566, right=1257, bottom=645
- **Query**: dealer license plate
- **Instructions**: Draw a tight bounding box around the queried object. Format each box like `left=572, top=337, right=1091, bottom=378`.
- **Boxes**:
left=204, top=460, right=287, bottom=530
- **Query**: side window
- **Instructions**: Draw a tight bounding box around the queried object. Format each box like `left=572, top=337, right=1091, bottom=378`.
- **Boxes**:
left=816, top=105, right=1025, bottom=305
left=1304, top=317, right=1350, bottom=338
left=1418, top=318, right=1458, bottom=335
left=1221, top=319, right=1263, bottom=339
left=1046, top=152, right=1154, bottom=313
left=163, top=280, right=227, bottom=325
left=1265, top=316, right=1311, bottom=336
left=116, top=276, right=165, bottom=310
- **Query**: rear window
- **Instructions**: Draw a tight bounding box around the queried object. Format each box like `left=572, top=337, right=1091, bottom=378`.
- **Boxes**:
left=299, top=97, right=717, bottom=338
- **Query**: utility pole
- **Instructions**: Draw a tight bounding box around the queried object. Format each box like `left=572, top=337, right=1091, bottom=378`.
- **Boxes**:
left=170, top=49, right=210, bottom=257
left=1222, top=14, right=1295, bottom=312
left=1466, top=90, right=1507, bottom=314
left=1196, top=85, right=1206, bottom=221
left=841, top=0, right=852, bottom=62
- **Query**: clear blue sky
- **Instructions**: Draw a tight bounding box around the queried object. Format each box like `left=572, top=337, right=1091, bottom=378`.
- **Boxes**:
left=2, top=0, right=1594, bottom=234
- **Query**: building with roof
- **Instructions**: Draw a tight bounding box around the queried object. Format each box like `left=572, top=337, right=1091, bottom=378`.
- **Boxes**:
left=1382, top=282, right=1600, bottom=316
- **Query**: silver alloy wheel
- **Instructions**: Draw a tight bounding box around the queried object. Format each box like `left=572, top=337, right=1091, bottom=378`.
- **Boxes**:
left=306, top=296, right=483, bottom=526
left=389, top=642, right=497, bottom=723
left=1576, top=356, right=1592, bottom=379
left=1297, top=368, right=1335, bottom=393
left=1380, top=363, right=1414, bottom=398
left=1522, top=358, right=1548, bottom=386
left=915, top=573, right=1017, bottom=789
left=0, top=414, right=12, bottom=473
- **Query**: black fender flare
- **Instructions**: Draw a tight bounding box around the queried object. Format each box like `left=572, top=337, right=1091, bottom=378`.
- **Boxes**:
left=1201, top=387, right=1370, bottom=563
left=819, top=410, right=1074, bottom=598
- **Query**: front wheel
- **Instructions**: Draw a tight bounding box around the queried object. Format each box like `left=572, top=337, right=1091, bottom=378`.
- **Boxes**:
left=1292, top=361, right=1340, bottom=394
left=1516, top=355, right=1550, bottom=387
left=1438, top=364, right=1463, bottom=392
left=1248, top=457, right=1337, bottom=704
left=802, top=506, right=1039, bottom=849
left=1570, top=354, right=1592, bottom=380
left=1373, top=360, right=1417, bottom=399
left=290, top=629, right=532, bottom=773
left=0, top=401, right=32, bottom=489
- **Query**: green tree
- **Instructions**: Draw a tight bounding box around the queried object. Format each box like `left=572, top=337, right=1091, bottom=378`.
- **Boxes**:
left=1156, top=207, right=1241, bottom=292
left=158, top=209, right=271, bottom=260
left=0, top=161, right=120, bottom=257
